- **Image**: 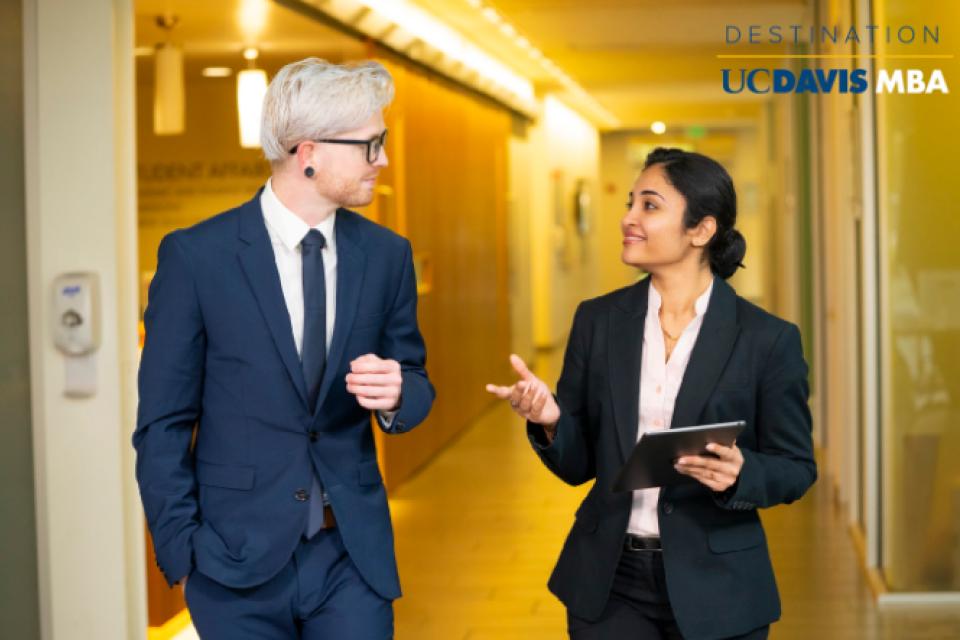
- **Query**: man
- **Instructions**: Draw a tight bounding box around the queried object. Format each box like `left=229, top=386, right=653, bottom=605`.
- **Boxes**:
left=134, top=58, right=434, bottom=639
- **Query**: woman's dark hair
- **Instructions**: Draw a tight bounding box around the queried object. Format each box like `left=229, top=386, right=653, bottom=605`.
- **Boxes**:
left=643, top=147, right=746, bottom=279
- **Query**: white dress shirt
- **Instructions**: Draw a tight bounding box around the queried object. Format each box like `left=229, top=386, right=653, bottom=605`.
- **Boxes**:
left=627, top=279, right=714, bottom=536
left=260, top=178, right=337, bottom=357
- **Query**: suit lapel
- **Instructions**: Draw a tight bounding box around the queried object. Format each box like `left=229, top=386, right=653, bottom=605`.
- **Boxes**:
left=312, top=209, right=366, bottom=417
left=608, top=278, right=650, bottom=463
left=670, top=276, right=741, bottom=429
left=237, top=196, right=310, bottom=410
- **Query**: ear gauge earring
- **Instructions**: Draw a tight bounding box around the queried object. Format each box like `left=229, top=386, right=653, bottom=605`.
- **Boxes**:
left=304, top=166, right=315, bottom=178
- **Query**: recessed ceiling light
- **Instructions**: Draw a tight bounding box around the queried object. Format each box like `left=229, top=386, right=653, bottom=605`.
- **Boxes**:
left=238, top=68, right=268, bottom=148
left=481, top=7, right=500, bottom=24
left=202, top=67, right=233, bottom=78
left=651, top=121, right=667, bottom=135
left=239, top=0, right=268, bottom=38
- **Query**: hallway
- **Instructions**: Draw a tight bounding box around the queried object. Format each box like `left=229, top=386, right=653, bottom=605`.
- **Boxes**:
left=390, top=355, right=960, bottom=640
left=390, top=391, right=586, bottom=639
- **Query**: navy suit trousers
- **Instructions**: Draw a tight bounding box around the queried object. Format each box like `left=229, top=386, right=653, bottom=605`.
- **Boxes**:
left=185, top=527, right=393, bottom=640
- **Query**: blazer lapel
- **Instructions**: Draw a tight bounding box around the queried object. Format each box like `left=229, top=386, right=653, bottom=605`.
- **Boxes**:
left=312, top=209, right=366, bottom=417
left=608, top=277, right=650, bottom=463
left=670, top=276, right=741, bottom=429
left=236, top=196, right=310, bottom=410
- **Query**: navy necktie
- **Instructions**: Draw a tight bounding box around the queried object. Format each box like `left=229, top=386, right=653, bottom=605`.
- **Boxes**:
left=300, top=229, right=328, bottom=538
left=300, top=229, right=327, bottom=412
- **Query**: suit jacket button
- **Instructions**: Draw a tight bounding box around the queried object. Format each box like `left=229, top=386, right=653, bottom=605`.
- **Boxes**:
left=662, top=502, right=674, bottom=515
left=308, top=431, right=318, bottom=442
left=294, top=489, right=309, bottom=502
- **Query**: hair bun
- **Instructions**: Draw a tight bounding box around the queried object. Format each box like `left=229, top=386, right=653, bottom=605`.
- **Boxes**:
left=710, top=227, right=746, bottom=279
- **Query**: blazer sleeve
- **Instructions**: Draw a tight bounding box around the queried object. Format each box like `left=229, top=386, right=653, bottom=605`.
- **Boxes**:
left=527, top=302, right=597, bottom=486
left=132, top=233, right=204, bottom=586
left=378, top=239, right=435, bottom=433
left=717, top=323, right=817, bottom=510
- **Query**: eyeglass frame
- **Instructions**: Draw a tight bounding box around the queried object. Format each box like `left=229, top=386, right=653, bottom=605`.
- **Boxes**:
left=288, top=129, right=388, bottom=165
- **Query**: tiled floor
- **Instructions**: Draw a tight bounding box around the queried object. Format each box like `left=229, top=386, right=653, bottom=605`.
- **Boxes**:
left=390, top=397, right=587, bottom=639
left=170, top=625, right=199, bottom=640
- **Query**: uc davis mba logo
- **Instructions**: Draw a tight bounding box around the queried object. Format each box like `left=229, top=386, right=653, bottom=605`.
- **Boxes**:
left=722, top=68, right=949, bottom=94
left=721, top=23, right=950, bottom=95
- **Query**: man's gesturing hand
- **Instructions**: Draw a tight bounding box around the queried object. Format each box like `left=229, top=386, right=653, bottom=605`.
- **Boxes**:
left=346, top=354, right=402, bottom=412
left=485, top=354, right=561, bottom=437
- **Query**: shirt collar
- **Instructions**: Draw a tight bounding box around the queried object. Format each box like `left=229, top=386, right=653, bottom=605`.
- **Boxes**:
left=648, top=277, right=714, bottom=318
left=694, top=279, right=714, bottom=317
left=261, top=178, right=337, bottom=251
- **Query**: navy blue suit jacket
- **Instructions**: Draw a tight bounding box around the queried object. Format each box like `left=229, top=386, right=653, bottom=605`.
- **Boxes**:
left=528, top=276, right=816, bottom=640
left=134, top=192, right=434, bottom=600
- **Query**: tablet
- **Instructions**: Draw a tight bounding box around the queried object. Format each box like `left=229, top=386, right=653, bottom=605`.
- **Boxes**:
left=612, top=420, right=746, bottom=492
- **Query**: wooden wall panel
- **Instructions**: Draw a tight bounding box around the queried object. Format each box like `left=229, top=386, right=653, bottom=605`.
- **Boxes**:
left=372, top=56, right=514, bottom=488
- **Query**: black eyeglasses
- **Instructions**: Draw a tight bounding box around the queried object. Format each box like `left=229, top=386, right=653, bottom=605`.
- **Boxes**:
left=288, top=129, right=388, bottom=164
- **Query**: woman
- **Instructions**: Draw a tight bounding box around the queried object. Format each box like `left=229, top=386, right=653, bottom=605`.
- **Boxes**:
left=486, top=147, right=816, bottom=639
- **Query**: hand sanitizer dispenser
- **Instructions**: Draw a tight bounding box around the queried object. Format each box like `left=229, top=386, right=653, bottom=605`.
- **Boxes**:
left=52, top=272, right=101, bottom=397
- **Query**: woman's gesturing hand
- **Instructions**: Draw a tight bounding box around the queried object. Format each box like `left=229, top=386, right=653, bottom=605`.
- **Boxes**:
left=485, top=354, right=561, bottom=437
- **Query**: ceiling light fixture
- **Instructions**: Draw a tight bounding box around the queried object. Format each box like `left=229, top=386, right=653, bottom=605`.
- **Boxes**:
left=153, top=14, right=184, bottom=136
left=304, top=0, right=616, bottom=126
left=481, top=7, right=501, bottom=24
left=238, top=0, right=269, bottom=40
left=202, top=67, right=234, bottom=78
left=237, top=48, right=267, bottom=148
left=353, top=0, right=534, bottom=106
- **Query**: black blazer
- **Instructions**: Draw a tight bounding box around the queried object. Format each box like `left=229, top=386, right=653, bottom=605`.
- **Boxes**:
left=528, top=275, right=816, bottom=640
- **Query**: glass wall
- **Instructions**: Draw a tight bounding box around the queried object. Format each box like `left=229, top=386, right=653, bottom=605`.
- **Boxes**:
left=876, top=0, right=960, bottom=592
